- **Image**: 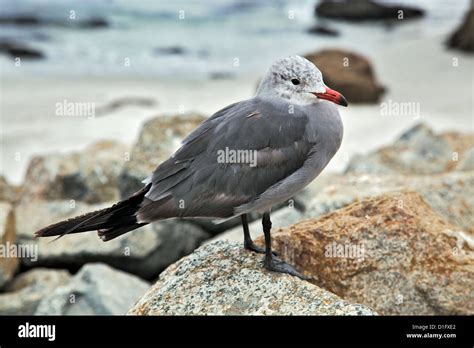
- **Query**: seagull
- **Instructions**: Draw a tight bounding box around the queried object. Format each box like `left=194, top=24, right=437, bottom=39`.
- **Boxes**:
left=35, top=55, right=347, bottom=280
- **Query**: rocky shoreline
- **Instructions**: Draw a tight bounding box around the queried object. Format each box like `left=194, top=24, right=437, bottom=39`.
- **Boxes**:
left=0, top=118, right=472, bottom=315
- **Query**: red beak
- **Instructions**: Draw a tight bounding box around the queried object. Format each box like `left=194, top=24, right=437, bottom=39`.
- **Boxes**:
left=313, top=87, right=348, bottom=107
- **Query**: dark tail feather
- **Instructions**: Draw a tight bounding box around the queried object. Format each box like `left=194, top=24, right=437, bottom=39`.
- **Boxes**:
left=35, top=184, right=152, bottom=241
left=97, top=223, right=147, bottom=241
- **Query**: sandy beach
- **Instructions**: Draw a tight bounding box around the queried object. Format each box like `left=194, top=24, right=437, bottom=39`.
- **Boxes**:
left=1, top=32, right=472, bottom=185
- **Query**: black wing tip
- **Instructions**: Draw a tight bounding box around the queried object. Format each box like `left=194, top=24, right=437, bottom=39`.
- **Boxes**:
left=34, top=226, right=55, bottom=238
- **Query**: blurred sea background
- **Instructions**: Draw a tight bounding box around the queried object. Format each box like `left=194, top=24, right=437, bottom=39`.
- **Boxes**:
left=0, top=0, right=470, bottom=77
left=1, top=0, right=473, bottom=184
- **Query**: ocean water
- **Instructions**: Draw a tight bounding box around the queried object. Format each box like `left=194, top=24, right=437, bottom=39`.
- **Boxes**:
left=0, top=0, right=470, bottom=79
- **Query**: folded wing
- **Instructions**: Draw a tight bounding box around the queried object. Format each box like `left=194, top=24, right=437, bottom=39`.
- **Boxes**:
left=138, top=97, right=315, bottom=220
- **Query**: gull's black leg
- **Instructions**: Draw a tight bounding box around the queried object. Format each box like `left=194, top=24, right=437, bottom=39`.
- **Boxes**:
left=241, top=214, right=277, bottom=256
left=262, top=211, right=309, bottom=280
left=242, top=214, right=263, bottom=253
left=241, top=214, right=276, bottom=255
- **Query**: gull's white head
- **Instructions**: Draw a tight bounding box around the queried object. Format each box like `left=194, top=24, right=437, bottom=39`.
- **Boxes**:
left=256, top=55, right=348, bottom=107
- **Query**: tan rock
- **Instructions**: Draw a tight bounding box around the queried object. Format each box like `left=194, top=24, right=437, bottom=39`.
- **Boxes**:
left=257, top=192, right=474, bottom=315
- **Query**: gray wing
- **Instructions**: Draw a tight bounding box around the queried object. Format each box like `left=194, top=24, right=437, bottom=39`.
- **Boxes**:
left=138, top=97, right=315, bottom=220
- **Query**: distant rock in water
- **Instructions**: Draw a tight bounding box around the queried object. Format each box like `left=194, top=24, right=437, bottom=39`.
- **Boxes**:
left=307, top=25, right=339, bottom=36
left=315, top=0, right=424, bottom=22
left=0, top=15, right=108, bottom=28
left=0, top=15, right=40, bottom=25
left=256, top=191, right=474, bottom=315
left=447, top=8, right=474, bottom=53
left=95, top=96, right=156, bottom=117
left=128, top=241, right=377, bottom=315
left=209, top=71, right=236, bottom=80
left=305, top=49, right=385, bottom=103
left=79, top=18, right=108, bottom=28
left=0, top=40, right=44, bottom=59
left=153, top=46, right=187, bottom=55
left=345, top=123, right=474, bottom=175
left=35, top=263, right=149, bottom=315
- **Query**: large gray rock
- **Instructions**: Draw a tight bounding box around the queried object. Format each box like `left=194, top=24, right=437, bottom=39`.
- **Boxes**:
left=15, top=200, right=210, bottom=279
left=345, top=123, right=474, bottom=175
left=0, top=268, right=71, bottom=314
left=304, top=171, right=474, bottom=234
left=20, top=140, right=128, bottom=204
left=0, top=202, right=18, bottom=288
left=128, top=241, right=377, bottom=315
left=118, top=113, right=206, bottom=199
left=35, top=263, right=149, bottom=315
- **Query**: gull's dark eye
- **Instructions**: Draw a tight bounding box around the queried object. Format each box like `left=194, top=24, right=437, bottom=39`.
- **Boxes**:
left=291, top=78, right=300, bottom=85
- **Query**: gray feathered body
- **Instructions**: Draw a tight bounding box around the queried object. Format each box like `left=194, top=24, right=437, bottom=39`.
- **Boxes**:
left=137, top=97, right=343, bottom=222
left=35, top=55, right=346, bottom=242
